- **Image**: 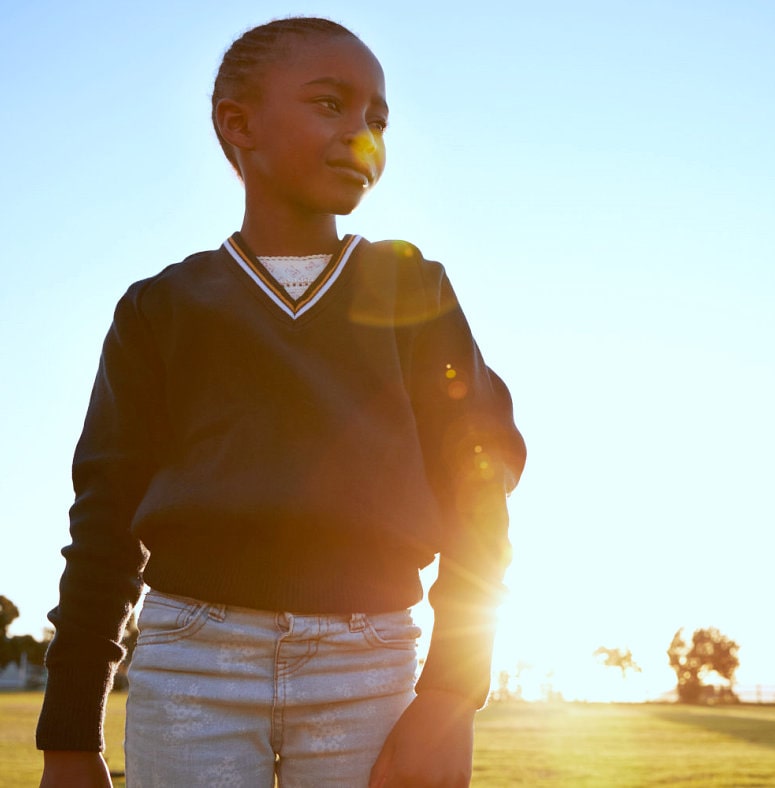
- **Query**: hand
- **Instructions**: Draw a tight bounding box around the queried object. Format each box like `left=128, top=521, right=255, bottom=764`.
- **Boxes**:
left=40, top=751, right=113, bottom=788
left=369, top=689, right=477, bottom=787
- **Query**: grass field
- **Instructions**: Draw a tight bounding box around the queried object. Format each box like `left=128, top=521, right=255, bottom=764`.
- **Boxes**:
left=473, top=702, right=775, bottom=786
left=2, top=693, right=774, bottom=786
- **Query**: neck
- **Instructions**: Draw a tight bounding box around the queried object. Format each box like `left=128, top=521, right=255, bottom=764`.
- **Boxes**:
left=240, top=198, right=341, bottom=257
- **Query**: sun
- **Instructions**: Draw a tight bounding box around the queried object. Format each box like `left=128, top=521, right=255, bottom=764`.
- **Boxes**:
left=492, top=596, right=654, bottom=703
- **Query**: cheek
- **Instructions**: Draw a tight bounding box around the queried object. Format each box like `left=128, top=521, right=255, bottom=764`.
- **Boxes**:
left=277, top=117, right=329, bottom=154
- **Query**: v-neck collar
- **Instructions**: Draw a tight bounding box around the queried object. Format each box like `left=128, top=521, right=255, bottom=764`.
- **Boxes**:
left=223, top=232, right=362, bottom=320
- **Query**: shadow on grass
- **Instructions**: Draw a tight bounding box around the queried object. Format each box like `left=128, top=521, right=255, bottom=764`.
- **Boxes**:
left=648, top=707, right=775, bottom=750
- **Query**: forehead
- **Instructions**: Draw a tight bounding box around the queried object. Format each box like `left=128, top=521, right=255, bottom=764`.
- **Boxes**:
left=264, top=35, right=386, bottom=104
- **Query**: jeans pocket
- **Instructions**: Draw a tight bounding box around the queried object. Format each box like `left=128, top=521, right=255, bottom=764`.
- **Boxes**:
left=136, top=590, right=212, bottom=646
left=362, top=611, right=421, bottom=651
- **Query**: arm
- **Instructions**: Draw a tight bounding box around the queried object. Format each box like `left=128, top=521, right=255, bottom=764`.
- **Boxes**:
left=374, top=262, right=526, bottom=785
left=412, top=269, right=526, bottom=705
left=40, top=752, right=113, bottom=788
left=37, top=286, right=164, bottom=754
left=369, top=690, right=476, bottom=788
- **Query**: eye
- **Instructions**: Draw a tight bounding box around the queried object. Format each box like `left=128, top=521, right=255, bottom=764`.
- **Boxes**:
left=369, top=118, right=389, bottom=135
left=315, top=96, right=342, bottom=113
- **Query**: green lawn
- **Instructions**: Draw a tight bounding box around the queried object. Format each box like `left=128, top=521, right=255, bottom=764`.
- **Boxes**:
left=3, top=693, right=774, bottom=786
left=0, top=692, right=126, bottom=788
left=473, top=702, right=775, bottom=787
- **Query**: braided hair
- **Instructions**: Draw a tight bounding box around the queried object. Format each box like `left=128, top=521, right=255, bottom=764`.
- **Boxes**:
left=211, top=17, right=360, bottom=172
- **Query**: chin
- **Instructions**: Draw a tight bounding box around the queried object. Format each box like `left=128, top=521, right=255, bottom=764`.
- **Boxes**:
left=330, top=197, right=365, bottom=216
left=330, top=183, right=374, bottom=216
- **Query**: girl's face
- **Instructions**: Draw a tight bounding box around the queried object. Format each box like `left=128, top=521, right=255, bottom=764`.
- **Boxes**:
left=240, top=36, right=388, bottom=220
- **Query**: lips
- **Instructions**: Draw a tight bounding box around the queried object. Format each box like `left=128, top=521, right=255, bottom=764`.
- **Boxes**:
left=329, top=161, right=374, bottom=187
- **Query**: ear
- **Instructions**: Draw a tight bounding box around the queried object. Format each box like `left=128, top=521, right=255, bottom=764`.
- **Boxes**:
left=215, top=98, right=257, bottom=151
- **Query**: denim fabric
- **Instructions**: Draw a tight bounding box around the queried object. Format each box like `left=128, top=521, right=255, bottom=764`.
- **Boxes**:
left=125, top=590, right=419, bottom=787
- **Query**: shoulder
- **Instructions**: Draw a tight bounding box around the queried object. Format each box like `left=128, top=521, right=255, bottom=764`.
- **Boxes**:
left=125, top=248, right=223, bottom=297
left=362, top=237, right=439, bottom=268
left=117, top=247, right=227, bottom=317
left=358, top=237, right=448, bottom=289
left=352, top=238, right=459, bottom=325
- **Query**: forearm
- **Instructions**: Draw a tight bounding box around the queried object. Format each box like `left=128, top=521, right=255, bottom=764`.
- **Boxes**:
left=417, top=458, right=520, bottom=707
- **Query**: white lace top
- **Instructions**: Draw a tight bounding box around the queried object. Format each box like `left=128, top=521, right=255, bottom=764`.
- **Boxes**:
left=257, top=254, right=332, bottom=300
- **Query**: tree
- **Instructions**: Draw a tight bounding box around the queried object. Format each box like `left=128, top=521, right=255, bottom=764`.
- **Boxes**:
left=490, top=661, right=532, bottom=703
left=513, top=660, right=531, bottom=701
left=1, top=595, right=22, bottom=669
left=492, top=670, right=512, bottom=702
left=667, top=627, right=739, bottom=704
left=593, top=646, right=642, bottom=679
left=0, top=595, right=20, bottom=639
left=0, top=595, right=50, bottom=674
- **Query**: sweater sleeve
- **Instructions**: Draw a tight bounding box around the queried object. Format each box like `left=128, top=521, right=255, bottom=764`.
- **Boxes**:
left=36, top=286, right=164, bottom=751
left=409, top=265, right=526, bottom=708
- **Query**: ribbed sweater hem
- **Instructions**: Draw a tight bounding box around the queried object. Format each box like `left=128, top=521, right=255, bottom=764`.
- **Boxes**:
left=141, top=534, right=426, bottom=614
left=36, top=662, right=116, bottom=751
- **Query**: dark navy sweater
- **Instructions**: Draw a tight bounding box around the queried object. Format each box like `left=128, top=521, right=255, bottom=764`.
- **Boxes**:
left=37, top=234, right=526, bottom=750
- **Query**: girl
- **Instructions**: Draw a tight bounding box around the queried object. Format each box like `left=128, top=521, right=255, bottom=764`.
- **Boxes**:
left=37, top=17, right=525, bottom=788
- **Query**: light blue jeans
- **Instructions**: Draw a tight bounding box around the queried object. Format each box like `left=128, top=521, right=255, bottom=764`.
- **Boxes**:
left=125, top=590, right=419, bottom=787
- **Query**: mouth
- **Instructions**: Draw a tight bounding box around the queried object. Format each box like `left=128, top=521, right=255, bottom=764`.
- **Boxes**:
left=329, top=162, right=375, bottom=189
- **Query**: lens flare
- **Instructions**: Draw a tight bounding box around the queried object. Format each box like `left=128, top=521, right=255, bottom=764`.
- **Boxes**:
left=349, top=130, right=380, bottom=188
left=444, top=364, right=469, bottom=400
left=347, top=242, right=458, bottom=327
left=352, top=130, right=377, bottom=161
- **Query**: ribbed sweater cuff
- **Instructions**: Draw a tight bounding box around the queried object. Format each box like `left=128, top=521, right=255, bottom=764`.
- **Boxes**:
left=36, top=663, right=116, bottom=751
left=414, top=608, right=496, bottom=710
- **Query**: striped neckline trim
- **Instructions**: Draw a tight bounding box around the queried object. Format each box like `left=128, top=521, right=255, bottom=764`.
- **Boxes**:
left=223, top=233, right=361, bottom=320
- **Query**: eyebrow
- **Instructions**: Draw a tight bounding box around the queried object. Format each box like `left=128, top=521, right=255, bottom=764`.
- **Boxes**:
left=302, top=77, right=389, bottom=114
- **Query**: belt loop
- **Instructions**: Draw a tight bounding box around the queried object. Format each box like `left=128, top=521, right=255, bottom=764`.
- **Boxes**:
left=208, top=603, right=226, bottom=622
left=276, top=611, right=293, bottom=634
left=349, top=613, right=366, bottom=632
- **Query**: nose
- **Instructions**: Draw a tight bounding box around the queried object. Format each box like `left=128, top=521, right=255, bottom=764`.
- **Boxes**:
left=344, top=128, right=377, bottom=156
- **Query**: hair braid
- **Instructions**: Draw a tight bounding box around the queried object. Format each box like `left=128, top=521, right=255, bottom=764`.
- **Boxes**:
left=211, top=17, right=359, bottom=172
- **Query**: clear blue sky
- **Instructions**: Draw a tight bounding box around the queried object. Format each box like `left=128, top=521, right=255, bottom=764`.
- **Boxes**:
left=2, top=1, right=773, bottom=700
